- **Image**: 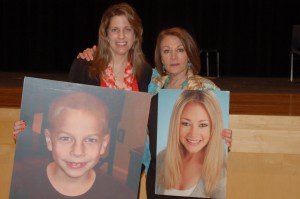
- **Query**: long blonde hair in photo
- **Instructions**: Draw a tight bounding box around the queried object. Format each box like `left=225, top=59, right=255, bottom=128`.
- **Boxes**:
left=158, top=90, right=226, bottom=196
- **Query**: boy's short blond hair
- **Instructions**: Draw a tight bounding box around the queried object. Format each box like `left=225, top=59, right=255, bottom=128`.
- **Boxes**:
left=47, top=92, right=109, bottom=134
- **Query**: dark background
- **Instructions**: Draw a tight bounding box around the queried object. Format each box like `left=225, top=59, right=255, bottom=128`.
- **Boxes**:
left=1, top=0, right=300, bottom=77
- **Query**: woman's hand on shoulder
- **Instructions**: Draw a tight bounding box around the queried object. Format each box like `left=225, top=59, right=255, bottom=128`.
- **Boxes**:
left=76, top=45, right=97, bottom=61
left=13, top=120, right=27, bottom=141
left=221, top=129, right=232, bottom=148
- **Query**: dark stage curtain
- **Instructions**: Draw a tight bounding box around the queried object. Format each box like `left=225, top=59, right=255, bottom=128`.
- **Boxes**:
left=1, top=0, right=300, bottom=76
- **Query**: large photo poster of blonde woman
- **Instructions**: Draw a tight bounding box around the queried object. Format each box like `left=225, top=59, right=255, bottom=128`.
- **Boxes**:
left=156, top=89, right=229, bottom=198
left=10, top=77, right=151, bottom=199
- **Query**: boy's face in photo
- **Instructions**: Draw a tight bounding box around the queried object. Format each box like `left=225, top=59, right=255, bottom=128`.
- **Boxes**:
left=45, top=108, right=109, bottom=179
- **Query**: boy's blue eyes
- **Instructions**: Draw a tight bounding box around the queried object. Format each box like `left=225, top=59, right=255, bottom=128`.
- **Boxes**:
left=57, top=136, right=99, bottom=143
left=85, top=138, right=98, bottom=143
left=58, top=136, right=72, bottom=142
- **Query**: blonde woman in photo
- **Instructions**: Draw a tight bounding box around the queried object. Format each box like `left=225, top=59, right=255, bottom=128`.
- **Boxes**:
left=156, top=90, right=226, bottom=198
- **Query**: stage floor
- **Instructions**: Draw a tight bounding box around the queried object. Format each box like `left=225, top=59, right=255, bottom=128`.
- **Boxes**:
left=0, top=72, right=299, bottom=115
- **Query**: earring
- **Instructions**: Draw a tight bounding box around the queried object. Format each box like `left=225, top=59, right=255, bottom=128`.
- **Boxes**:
left=162, top=65, right=166, bottom=72
left=187, top=61, right=193, bottom=68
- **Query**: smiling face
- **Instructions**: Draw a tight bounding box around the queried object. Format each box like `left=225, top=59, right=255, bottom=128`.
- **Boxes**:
left=160, top=35, right=189, bottom=76
left=179, top=102, right=211, bottom=155
left=107, top=15, right=135, bottom=57
left=45, top=108, right=109, bottom=180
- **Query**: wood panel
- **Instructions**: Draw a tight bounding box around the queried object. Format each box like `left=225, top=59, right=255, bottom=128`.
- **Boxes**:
left=230, top=93, right=300, bottom=116
left=0, top=145, right=15, bottom=199
left=227, top=152, right=300, bottom=199
left=1, top=86, right=300, bottom=116
left=0, top=108, right=19, bottom=199
left=227, top=114, right=300, bottom=198
left=230, top=114, right=300, bottom=154
left=0, top=108, right=20, bottom=145
left=0, top=87, right=22, bottom=108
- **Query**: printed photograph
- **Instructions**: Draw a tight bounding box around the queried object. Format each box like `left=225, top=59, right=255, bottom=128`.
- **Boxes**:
left=10, top=77, right=151, bottom=199
left=155, top=89, right=229, bottom=198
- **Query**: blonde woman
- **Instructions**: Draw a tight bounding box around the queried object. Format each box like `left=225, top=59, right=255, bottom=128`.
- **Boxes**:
left=155, top=90, right=226, bottom=198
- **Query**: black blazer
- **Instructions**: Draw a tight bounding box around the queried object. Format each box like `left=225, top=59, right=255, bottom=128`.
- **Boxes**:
left=68, top=58, right=152, bottom=93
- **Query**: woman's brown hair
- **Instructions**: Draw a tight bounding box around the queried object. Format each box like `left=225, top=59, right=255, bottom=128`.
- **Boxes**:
left=154, top=27, right=201, bottom=76
left=89, top=3, right=146, bottom=81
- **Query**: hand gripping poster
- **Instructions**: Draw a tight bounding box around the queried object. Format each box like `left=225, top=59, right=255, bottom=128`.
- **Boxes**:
left=10, top=77, right=151, bottom=199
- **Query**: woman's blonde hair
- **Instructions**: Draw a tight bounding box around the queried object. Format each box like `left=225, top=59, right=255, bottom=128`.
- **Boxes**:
left=158, top=90, right=225, bottom=196
left=89, top=3, right=146, bottom=81
left=154, top=27, right=201, bottom=76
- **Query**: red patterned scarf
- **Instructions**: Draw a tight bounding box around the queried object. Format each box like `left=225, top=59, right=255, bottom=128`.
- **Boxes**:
left=100, top=62, right=139, bottom=91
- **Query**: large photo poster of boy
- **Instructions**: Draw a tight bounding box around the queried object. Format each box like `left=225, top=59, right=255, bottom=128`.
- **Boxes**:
left=155, top=89, right=229, bottom=198
left=10, top=77, right=151, bottom=199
